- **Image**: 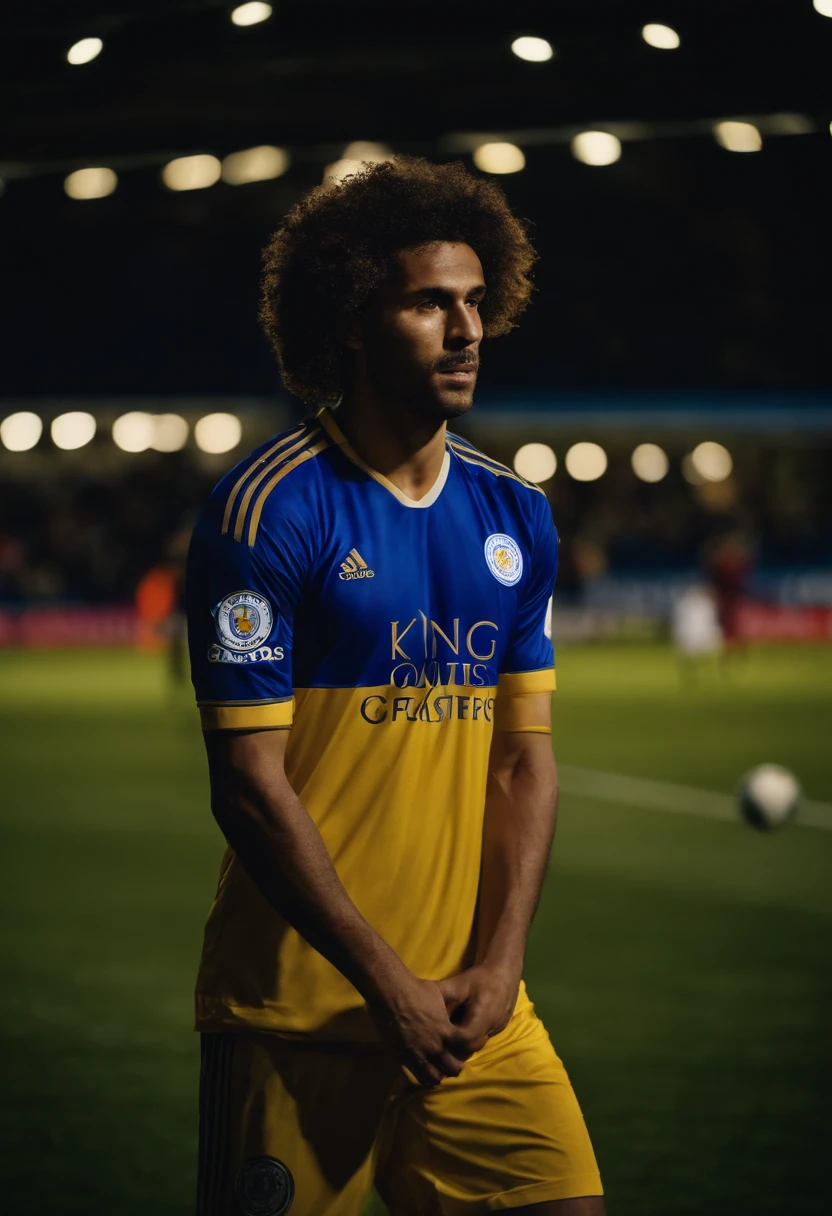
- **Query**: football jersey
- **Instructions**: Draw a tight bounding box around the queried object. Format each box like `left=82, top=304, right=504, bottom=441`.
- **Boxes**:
left=187, top=406, right=558, bottom=1043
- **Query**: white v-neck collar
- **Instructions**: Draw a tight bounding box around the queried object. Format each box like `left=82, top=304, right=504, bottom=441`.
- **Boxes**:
left=317, top=407, right=451, bottom=509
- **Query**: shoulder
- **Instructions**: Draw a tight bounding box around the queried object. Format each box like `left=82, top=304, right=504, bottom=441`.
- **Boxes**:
left=199, top=415, right=334, bottom=550
left=446, top=431, right=549, bottom=506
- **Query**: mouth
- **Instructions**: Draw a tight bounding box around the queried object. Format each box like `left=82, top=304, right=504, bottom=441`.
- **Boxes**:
left=437, top=364, right=478, bottom=384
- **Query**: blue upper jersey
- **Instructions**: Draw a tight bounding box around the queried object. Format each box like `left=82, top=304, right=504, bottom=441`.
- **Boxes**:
left=186, top=405, right=558, bottom=1040
left=188, top=406, right=557, bottom=724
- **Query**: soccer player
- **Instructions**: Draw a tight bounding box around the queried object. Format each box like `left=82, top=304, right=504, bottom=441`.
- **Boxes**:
left=188, top=158, right=604, bottom=1215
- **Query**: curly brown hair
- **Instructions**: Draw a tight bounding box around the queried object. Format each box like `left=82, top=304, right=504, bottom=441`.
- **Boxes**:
left=259, top=156, right=536, bottom=404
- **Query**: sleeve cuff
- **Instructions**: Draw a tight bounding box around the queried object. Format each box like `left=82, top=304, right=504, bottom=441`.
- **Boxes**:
left=198, top=698, right=294, bottom=731
left=497, top=668, right=557, bottom=697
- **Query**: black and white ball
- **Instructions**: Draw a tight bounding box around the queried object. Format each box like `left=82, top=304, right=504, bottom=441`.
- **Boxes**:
left=737, top=764, right=801, bottom=831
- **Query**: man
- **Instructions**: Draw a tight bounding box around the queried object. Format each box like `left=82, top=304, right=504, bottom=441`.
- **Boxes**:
left=188, top=157, right=604, bottom=1215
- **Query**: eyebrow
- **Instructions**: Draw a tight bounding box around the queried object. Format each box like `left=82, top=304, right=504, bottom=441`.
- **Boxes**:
left=405, top=284, right=487, bottom=301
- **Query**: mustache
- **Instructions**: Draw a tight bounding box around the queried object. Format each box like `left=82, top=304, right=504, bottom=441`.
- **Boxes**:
left=434, top=353, right=479, bottom=372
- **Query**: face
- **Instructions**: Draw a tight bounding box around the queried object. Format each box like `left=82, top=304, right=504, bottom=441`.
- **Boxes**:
left=352, top=241, right=485, bottom=424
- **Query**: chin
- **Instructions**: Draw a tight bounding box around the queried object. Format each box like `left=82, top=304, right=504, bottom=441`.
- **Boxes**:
left=430, top=389, right=476, bottom=422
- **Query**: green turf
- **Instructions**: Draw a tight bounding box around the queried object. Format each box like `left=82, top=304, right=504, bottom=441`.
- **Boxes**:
left=0, top=644, right=829, bottom=1214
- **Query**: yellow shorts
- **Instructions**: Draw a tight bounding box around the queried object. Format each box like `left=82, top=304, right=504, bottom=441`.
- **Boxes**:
left=197, top=998, right=602, bottom=1215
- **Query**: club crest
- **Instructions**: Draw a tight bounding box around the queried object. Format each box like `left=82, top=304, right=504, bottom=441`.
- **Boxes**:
left=214, top=590, right=274, bottom=652
left=484, top=533, right=523, bottom=587
left=235, top=1156, right=295, bottom=1215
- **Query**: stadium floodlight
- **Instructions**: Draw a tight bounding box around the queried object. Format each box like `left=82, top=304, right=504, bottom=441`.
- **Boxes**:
left=67, top=37, right=103, bottom=65
left=221, top=146, right=290, bottom=185
left=510, top=36, right=554, bottom=63
left=231, top=2, right=273, bottom=26
left=323, top=142, right=392, bottom=185
left=473, top=142, right=526, bottom=174
left=631, top=443, right=669, bottom=483
left=713, top=121, right=762, bottom=152
left=151, top=414, right=189, bottom=453
left=691, top=441, right=732, bottom=482
left=565, top=442, right=607, bottom=481
left=570, top=131, right=622, bottom=166
left=641, top=23, right=681, bottom=50
left=195, top=413, right=242, bottom=454
left=162, top=155, right=222, bottom=192
left=812, top=0, right=832, bottom=17
left=64, top=167, right=117, bottom=200
left=51, top=412, right=96, bottom=451
left=514, top=443, right=556, bottom=483
left=0, top=411, right=42, bottom=452
left=112, top=411, right=154, bottom=453
left=681, top=453, right=704, bottom=485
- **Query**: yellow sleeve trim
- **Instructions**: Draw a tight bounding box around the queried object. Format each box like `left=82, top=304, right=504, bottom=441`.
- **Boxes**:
left=198, top=699, right=294, bottom=731
left=498, top=668, right=557, bottom=697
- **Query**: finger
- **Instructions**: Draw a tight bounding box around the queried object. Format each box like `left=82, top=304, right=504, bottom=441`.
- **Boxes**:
left=407, top=1055, right=444, bottom=1088
left=437, top=974, right=471, bottom=1007
left=448, top=1025, right=489, bottom=1059
left=436, top=1051, right=464, bottom=1079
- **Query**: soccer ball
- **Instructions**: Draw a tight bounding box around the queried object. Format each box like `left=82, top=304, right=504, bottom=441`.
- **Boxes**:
left=737, top=764, right=801, bottom=831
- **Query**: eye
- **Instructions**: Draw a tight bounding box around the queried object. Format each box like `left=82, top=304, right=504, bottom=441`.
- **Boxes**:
left=419, top=299, right=440, bottom=310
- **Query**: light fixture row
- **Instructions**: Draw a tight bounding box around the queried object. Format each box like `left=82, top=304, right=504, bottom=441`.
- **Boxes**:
left=0, top=411, right=243, bottom=455
left=513, top=441, right=733, bottom=484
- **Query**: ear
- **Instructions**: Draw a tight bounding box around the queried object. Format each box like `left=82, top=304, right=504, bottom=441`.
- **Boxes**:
left=342, top=315, right=364, bottom=352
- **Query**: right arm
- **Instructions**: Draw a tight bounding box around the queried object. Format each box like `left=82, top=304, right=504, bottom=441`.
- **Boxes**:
left=204, top=725, right=469, bottom=1085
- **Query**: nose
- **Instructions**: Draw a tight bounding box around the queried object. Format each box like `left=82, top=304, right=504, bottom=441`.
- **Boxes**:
left=445, top=300, right=481, bottom=350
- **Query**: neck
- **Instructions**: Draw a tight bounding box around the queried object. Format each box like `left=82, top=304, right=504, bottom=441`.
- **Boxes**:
left=334, top=387, right=449, bottom=503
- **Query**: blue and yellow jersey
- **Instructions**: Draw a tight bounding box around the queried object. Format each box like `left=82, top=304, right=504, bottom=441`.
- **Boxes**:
left=187, top=406, right=558, bottom=1042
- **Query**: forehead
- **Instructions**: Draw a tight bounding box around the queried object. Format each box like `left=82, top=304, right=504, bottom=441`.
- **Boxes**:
left=392, top=242, right=484, bottom=290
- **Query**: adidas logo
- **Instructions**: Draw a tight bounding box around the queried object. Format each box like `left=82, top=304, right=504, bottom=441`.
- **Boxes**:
left=338, top=548, right=375, bottom=582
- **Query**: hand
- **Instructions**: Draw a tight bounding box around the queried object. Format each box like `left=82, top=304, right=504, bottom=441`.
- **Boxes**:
left=367, top=971, right=472, bottom=1088
left=436, top=962, right=520, bottom=1058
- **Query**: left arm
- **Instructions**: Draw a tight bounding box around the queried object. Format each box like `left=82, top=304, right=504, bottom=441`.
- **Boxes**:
left=438, top=693, right=558, bottom=1053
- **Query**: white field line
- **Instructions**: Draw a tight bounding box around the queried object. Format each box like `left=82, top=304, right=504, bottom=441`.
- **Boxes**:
left=558, top=766, right=832, bottom=833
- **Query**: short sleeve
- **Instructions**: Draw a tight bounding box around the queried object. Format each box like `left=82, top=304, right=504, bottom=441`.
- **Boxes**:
left=186, top=500, right=312, bottom=731
left=495, top=503, right=558, bottom=730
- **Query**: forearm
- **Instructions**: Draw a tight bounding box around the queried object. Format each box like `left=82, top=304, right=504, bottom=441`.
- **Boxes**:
left=475, top=742, right=559, bottom=978
left=210, top=759, right=407, bottom=1008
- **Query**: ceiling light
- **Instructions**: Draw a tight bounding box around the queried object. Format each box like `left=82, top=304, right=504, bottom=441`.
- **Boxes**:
left=631, top=443, right=669, bottom=482
left=194, top=413, right=242, bottom=454
left=231, top=3, right=273, bottom=26
left=112, top=412, right=154, bottom=453
left=570, top=131, right=622, bottom=166
left=565, top=442, right=608, bottom=481
left=51, top=412, right=96, bottom=450
left=691, top=441, right=732, bottom=482
left=67, top=38, right=103, bottom=65
left=64, top=167, right=117, bottom=200
left=510, top=36, right=554, bottom=62
left=151, top=415, right=189, bottom=453
left=641, top=23, right=680, bottom=49
left=221, top=145, right=289, bottom=185
left=714, top=121, right=762, bottom=153
left=473, top=142, right=526, bottom=174
left=162, top=155, right=222, bottom=192
left=514, top=443, right=556, bottom=483
left=812, top=1, right=832, bottom=16
left=0, top=411, right=42, bottom=452
left=323, top=142, right=392, bottom=185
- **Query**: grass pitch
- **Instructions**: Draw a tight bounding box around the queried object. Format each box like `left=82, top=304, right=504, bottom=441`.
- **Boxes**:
left=0, top=644, right=829, bottom=1214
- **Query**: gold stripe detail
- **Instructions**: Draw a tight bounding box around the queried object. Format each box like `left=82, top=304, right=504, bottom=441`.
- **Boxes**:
left=199, top=700, right=294, bottom=731
left=448, top=442, right=546, bottom=496
left=349, top=548, right=368, bottom=568
left=232, top=427, right=323, bottom=543
left=498, top=668, right=557, bottom=696
left=247, top=437, right=331, bottom=547
left=221, top=423, right=307, bottom=535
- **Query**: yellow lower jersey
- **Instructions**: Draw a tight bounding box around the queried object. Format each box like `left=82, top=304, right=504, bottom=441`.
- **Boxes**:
left=197, top=992, right=602, bottom=1215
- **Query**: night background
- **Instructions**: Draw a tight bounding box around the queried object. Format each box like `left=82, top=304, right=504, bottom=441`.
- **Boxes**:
left=1, top=2, right=830, bottom=1214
